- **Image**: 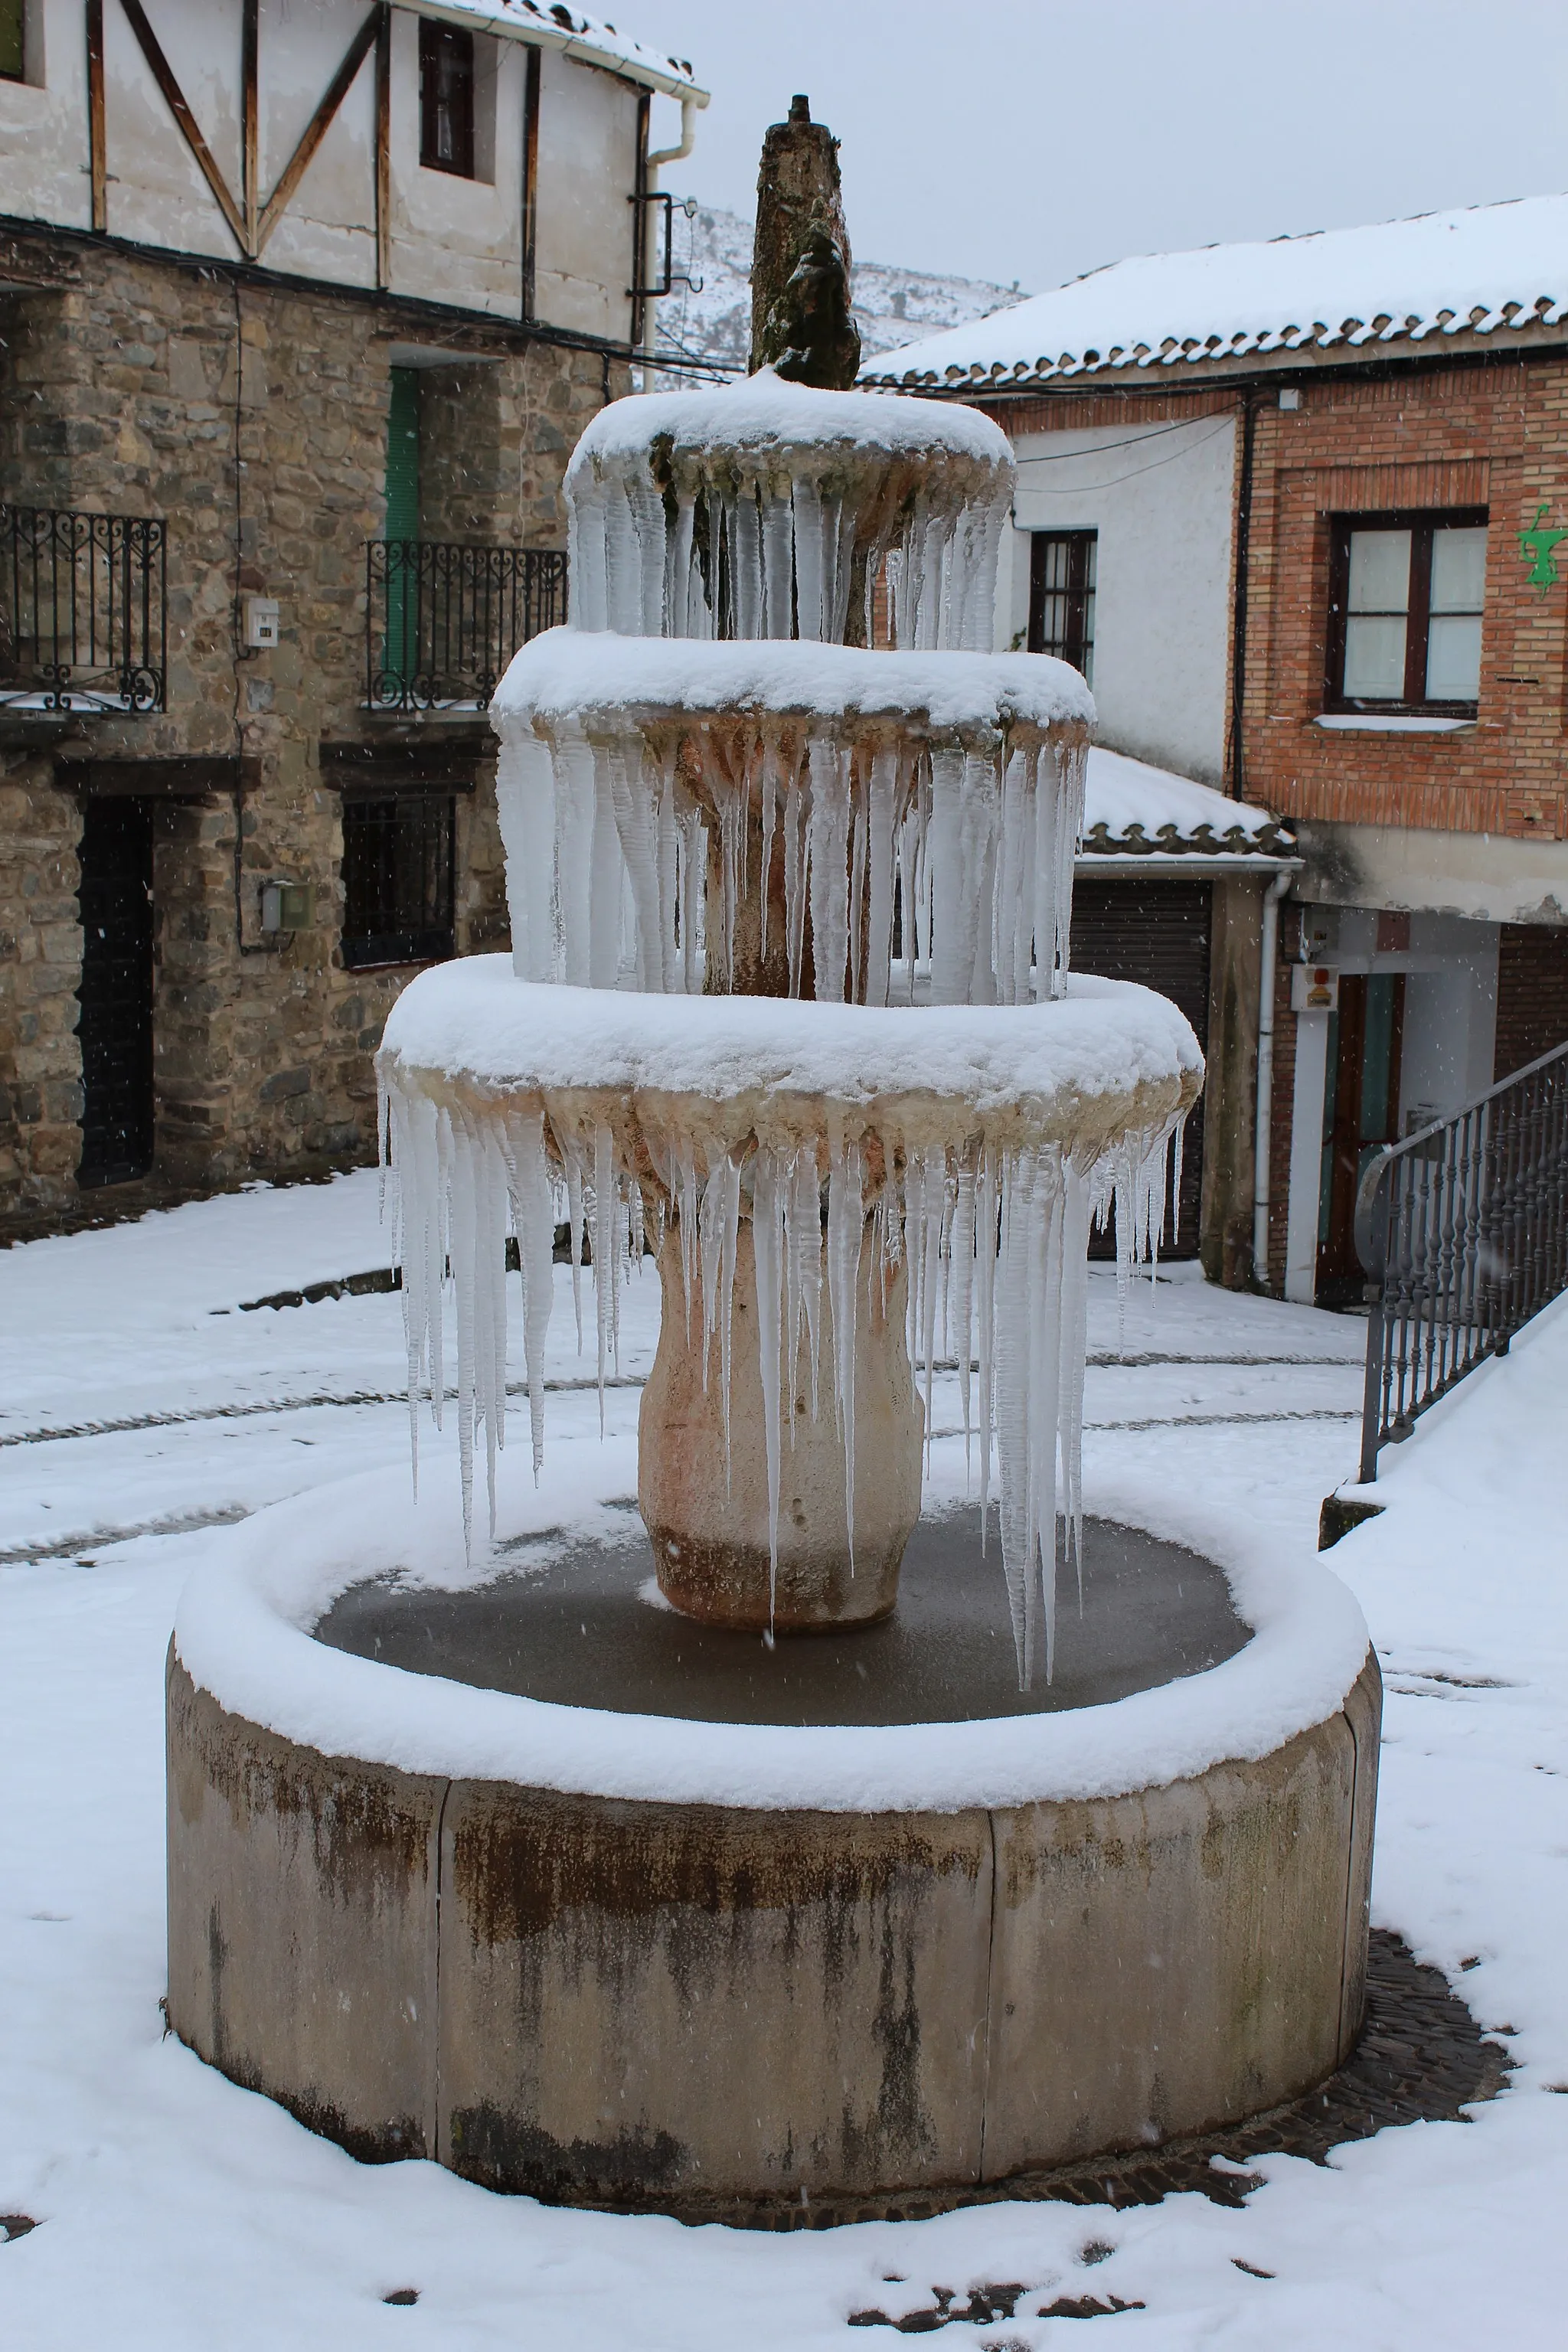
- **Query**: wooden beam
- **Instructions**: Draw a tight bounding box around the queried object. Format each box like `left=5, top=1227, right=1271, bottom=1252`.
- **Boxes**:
left=87, top=0, right=107, bottom=233
left=374, top=2, right=391, bottom=289
left=242, top=0, right=259, bottom=255
left=256, top=8, right=381, bottom=256
left=117, top=0, right=248, bottom=254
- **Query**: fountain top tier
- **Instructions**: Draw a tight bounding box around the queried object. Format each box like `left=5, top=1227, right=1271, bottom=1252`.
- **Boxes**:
left=564, top=371, right=1016, bottom=650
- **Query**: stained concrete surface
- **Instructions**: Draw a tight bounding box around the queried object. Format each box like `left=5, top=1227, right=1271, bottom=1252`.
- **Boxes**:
left=315, top=1508, right=1249, bottom=1726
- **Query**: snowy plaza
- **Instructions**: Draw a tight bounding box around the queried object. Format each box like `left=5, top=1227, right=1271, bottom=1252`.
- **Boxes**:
left=2, top=1171, right=1566, bottom=2344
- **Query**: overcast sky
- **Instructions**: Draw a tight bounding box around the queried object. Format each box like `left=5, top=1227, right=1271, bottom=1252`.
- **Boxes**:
left=635, top=0, right=1568, bottom=295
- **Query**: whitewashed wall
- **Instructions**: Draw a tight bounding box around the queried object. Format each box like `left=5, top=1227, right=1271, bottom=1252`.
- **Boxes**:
left=0, top=0, right=644, bottom=338
left=998, top=412, right=1237, bottom=786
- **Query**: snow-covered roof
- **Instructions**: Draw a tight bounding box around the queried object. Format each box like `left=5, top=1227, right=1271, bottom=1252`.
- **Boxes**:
left=419, top=0, right=705, bottom=100
left=1082, top=749, right=1290, bottom=859
left=863, top=192, right=1568, bottom=392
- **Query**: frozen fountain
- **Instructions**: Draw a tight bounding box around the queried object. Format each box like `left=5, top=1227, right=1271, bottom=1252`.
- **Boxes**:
left=165, top=116, right=1379, bottom=2221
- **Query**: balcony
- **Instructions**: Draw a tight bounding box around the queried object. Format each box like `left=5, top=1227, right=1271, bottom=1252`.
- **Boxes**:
left=1, top=505, right=168, bottom=717
left=365, top=541, right=567, bottom=714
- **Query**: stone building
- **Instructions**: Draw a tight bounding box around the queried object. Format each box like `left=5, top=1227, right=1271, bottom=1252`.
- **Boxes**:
left=870, top=194, right=1568, bottom=1297
left=0, top=0, right=704, bottom=1234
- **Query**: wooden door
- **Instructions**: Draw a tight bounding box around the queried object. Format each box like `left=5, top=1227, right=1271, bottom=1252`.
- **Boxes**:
left=1317, top=971, right=1404, bottom=1298
left=76, top=796, right=155, bottom=1187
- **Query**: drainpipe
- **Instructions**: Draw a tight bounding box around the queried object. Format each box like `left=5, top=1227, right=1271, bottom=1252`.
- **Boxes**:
left=641, top=96, right=699, bottom=368
left=1227, top=387, right=1259, bottom=800
left=1253, top=868, right=1293, bottom=1286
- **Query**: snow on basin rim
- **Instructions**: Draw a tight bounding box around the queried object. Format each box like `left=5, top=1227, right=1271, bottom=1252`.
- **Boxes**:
left=170, top=1459, right=1371, bottom=1813
left=567, top=368, right=1013, bottom=470
left=378, top=960, right=1201, bottom=1134
left=491, top=630, right=1096, bottom=736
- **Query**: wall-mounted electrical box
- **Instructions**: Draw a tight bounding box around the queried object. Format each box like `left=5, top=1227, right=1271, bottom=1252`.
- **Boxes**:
left=243, top=596, right=280, bottom=649
left=1292, top=963, right=1340, bottom=1013
left=261, top=882, right=312, bottom=933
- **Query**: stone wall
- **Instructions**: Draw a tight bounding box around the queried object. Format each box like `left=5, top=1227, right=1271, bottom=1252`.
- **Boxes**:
left=0, top=227, right=619, bottom=1236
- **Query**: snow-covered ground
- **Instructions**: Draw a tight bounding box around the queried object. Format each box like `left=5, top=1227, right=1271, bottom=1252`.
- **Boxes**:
left=2, top=1171, right=1565, bottom=2345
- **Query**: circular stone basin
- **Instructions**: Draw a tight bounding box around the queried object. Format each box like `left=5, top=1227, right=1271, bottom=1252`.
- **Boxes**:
left=165, top=1479, right=1380, bottom=2223
left=315, top=1509, right=1250, bottom=1727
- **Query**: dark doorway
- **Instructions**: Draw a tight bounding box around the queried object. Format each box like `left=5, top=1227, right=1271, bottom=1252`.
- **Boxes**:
left=76, top=796, right=155, bottom=1187
left=1070, top=877, right=1210, bottom=1257
left=1317, top=971, right=1404, bottom=1300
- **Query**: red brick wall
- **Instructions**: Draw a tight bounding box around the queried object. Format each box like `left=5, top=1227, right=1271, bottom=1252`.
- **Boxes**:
left=1242, top=357, right=1568, bottom=842
left=1494, top=924, right=1568, bottom=1078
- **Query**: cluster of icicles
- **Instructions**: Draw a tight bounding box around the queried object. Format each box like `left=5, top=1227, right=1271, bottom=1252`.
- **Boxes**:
left=498, top=720, right=1087, bottom=1009
left=567, top=466, right=1006, bottom=651
left=384, top=1085, right=1183, bottom=1687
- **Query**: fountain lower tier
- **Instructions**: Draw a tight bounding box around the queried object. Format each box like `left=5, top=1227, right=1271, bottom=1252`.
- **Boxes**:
left=165, top=1481, right=1380, bottom=2220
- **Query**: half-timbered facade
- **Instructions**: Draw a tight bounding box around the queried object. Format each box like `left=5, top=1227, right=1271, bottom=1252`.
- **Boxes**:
left=0, top=0, right=704, bottom=1232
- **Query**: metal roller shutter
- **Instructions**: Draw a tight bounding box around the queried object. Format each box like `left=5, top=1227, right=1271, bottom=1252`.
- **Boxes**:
left=1070, top=877, right=1211, bottom=1258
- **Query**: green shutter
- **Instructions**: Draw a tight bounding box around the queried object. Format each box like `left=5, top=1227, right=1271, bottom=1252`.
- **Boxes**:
left=385, top=367, right=422, bottom=542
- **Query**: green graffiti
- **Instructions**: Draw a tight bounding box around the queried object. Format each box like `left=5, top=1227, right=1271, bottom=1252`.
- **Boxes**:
left=1517, top=502, right=1568, bottom=593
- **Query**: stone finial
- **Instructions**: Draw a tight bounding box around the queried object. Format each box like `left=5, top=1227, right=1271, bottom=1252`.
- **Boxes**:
left=749, top=96, right=861, bottom=387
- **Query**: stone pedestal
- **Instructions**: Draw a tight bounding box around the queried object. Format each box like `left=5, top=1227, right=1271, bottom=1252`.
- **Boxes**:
left=638, top=1217, right=924, bottom=1631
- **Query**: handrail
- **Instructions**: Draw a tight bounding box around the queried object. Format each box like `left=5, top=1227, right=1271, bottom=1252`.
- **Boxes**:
left=1, top=504, right=167, bottom=714
left=1355, top=1034, right=1568, bottom=1480
left=366, top=541, right=567, bottom=712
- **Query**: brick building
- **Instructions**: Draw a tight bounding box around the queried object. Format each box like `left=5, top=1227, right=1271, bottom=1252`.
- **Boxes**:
left=0, top=0, right=704, bottom=1236
left=870, top=194, right=1568, bottom=1298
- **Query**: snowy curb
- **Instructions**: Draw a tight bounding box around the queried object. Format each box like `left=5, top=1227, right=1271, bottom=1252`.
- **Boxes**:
left=170, top=1443, right=1371, bottom=1815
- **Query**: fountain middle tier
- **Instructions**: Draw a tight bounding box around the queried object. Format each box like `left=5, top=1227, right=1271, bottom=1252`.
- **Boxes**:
left=380, top=964, right=1201, bottom=1674
left=492, top=632, right=1094, bottom=1002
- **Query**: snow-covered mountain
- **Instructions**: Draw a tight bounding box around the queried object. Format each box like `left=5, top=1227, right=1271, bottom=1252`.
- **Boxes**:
left=649, top=199, right=1026, bottom=379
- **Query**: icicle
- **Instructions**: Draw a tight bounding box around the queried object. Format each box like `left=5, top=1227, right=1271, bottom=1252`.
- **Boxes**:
left=750, top=1146, right=789, bottom=1631
left=863, top=744, right=898, bottom=1008
left=792, top=474, right=826, bottom=642
left=591, top=1123, right=616, bottom=1429
left=550, top=727, right=596, bottom=988
left=565, top=1150, right=586, bottom=1353
left=806, top=736, right=851, bottom=1003
left=950, top=1162, right=977, bottom=1477
left=495, top=727, right=557, bottom=984
left=758, top=734, right=780, bottom=965
left=502, top=1107, right=554, bottom=1475
left=826, top=1125, right=864, bottom=1567
left=783, top=750, right=809, bottom=997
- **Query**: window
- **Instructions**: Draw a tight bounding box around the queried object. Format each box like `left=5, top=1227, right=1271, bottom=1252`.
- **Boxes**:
left=419, top=18, right=475, bottom=177
left=1327, top=511, right=1487, bottom=713
left=341, top=792, right=455, bottom=968
left=1027, top=530, right=1096, bottom=682
left=0, top=0, right=24, bottom=81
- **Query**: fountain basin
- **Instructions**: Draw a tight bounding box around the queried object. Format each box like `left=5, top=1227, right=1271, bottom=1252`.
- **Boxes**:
left=165, top=1463, right=1379, bottom=2219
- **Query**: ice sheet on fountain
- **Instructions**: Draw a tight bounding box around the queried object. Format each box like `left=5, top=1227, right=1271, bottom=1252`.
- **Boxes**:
left=169, top=1445, right=1372, bottom=1815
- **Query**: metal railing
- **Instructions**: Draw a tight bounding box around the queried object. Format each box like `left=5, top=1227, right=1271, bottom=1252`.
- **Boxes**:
left=1, top=505, right=167, bottom=714
left=365, top=541, right=567, bottom=712
left=1356, top=1038, right=1568, bottom=1479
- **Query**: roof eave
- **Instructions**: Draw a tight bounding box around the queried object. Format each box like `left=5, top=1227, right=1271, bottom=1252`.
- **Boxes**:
left=863, top=312, right=1568, bottom=400
left=409, top=2, right=709, bottom=101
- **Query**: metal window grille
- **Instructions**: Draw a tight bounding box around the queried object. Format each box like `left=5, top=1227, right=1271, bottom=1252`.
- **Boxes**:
left=1027, top=530, right=1096, bottom=683
left=366, top=542, right=567, bottom=712
left=341, top=792, right=456, bottom=969
left=1, top=505, right=167, bottom=713
left=1355, top=1038, right=1568, bottom=1480
left=419, top=19, right=475, bottom=176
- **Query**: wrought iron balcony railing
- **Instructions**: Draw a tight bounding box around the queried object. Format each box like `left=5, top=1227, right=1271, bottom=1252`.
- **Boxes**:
left=1, top=504, right=167, bottom=714
left=366, top=541, right=567, bottom=713
left=1355, top=1037, right=1568, bottom=1480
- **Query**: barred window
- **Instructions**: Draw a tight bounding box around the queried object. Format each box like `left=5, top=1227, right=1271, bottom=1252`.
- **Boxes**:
left=1027, top=530, right=1096, bottom=682
left=341, top=792, right=455, bottom=969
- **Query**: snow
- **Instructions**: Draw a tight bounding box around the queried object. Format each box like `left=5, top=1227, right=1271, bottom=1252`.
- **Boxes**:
left=2, top=1184, right=1566, bottom=2344
left=573, top=371, right=1012, bottom=469
left=428, top=0, right=704, bottom=98
left=493, top=629, right=1094, bottom=733
left=381, top=961, right=1198, bottom=1137
left=863, top=189, right=1568, bottom=388
left=1083, top=745, right=1279, bottom=850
